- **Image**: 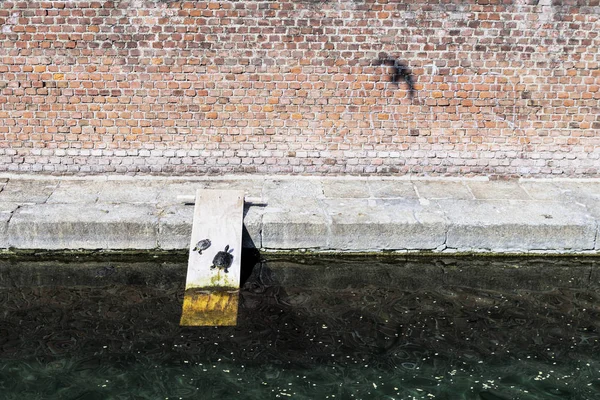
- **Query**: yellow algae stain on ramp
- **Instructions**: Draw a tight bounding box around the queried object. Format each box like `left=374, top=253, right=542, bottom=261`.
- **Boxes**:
left=180, top=289, right=239, bottom=326
left=180, top=189, right=244, bottom=326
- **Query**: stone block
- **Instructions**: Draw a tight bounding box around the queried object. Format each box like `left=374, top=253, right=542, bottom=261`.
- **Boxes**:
left=261, top=180, right=328, bottom=249
left=96, top=181, right=161, bottom=204
left=0, top=202, right=18, bottom=249
left=323, top=180, right=370, bottom=198
left=157, top=205, right=193, bottom=250
left=203, top=179, right=264, bottom=199
left=368, top=180, right=417, bottom=198
left=47, top=180, right=100, bottom=203
left=262, top=207, right=329, bottom=249
left=0, top=180, right=58, bottom=204
left=243, top=204, right=263, bottom=249
left=554, top=181, right=600, bottom=198
left=442, top=200, right=597, bottom=252
left=519, top=182, right=569, bottom=201
left=324, top=198, right=447, bottom=251
left=263, top=179, right=324, bottom=207
left=8, top=203, right=158, bottom=250
left=413, top=180, right=472, bottom=200
left=467, top=181, right=531, bottom=200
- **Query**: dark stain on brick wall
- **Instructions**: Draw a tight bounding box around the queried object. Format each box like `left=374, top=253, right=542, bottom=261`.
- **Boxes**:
left=374, top=57, right=415, bottom=99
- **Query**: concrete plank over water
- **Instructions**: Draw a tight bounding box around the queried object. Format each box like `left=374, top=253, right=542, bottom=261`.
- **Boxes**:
left=0, top=174, right=599, bottom=254
left=180, top=189, right=244, bottom=326
left=184, top=189, right=244, bottom=289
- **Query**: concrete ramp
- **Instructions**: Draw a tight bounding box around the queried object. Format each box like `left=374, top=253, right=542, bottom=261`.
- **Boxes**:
left=180, top=189, right=244, bottom=326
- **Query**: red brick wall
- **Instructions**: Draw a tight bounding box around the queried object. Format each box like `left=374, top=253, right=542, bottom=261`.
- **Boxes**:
left=0, top=0, right=599, bottom=176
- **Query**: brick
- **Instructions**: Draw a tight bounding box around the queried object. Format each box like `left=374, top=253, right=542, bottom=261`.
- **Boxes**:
left=0, top=1, right=597, bottom=177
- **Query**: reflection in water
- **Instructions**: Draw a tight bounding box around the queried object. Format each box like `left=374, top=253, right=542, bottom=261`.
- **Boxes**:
left=0, top=255, right=599, bottom=399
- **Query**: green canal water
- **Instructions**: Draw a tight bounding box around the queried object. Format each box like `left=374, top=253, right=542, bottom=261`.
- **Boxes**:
left=0, top=254, right=599, bottom=399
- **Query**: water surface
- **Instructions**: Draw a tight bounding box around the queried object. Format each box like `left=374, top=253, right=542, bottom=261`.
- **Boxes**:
left=0, top=254, right=599, bottom=399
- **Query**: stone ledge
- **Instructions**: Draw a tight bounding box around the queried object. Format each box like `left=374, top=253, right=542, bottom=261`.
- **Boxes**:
left=441, top=200, right=597, bottom=252
left=7, top=203, right=158, bottom=250
left=0, top=175, right=599, bottom=255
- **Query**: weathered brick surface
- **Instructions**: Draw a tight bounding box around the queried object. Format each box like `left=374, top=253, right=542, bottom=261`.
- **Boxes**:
left=0, top=0, right=599, bottom=176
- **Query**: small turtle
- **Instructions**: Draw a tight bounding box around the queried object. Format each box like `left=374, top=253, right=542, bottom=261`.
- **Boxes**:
left=193, top=238, right=211, bottom=255
left=211, top=245, right=234, bottom=273
left=94, top=265, right=115, bottom=278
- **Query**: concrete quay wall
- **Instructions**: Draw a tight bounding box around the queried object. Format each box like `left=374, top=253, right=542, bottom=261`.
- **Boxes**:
left=0, top=175, right=598, bottom=255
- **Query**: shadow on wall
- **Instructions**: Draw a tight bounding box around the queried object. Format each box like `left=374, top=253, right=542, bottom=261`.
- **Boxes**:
left=374, top=56, right=415, bottom=100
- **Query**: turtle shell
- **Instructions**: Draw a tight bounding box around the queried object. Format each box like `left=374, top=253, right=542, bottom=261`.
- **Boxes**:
left=193, top=238, right=212, bottom=254
left=211, top=245, right=234, bottom=272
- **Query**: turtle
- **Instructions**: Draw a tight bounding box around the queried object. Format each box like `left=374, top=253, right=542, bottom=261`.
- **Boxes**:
left=94, top=265, right=116, bottom=278
left=193, top=238, right=211, bottom=255
left=211, top=245, right=234, bottom=273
